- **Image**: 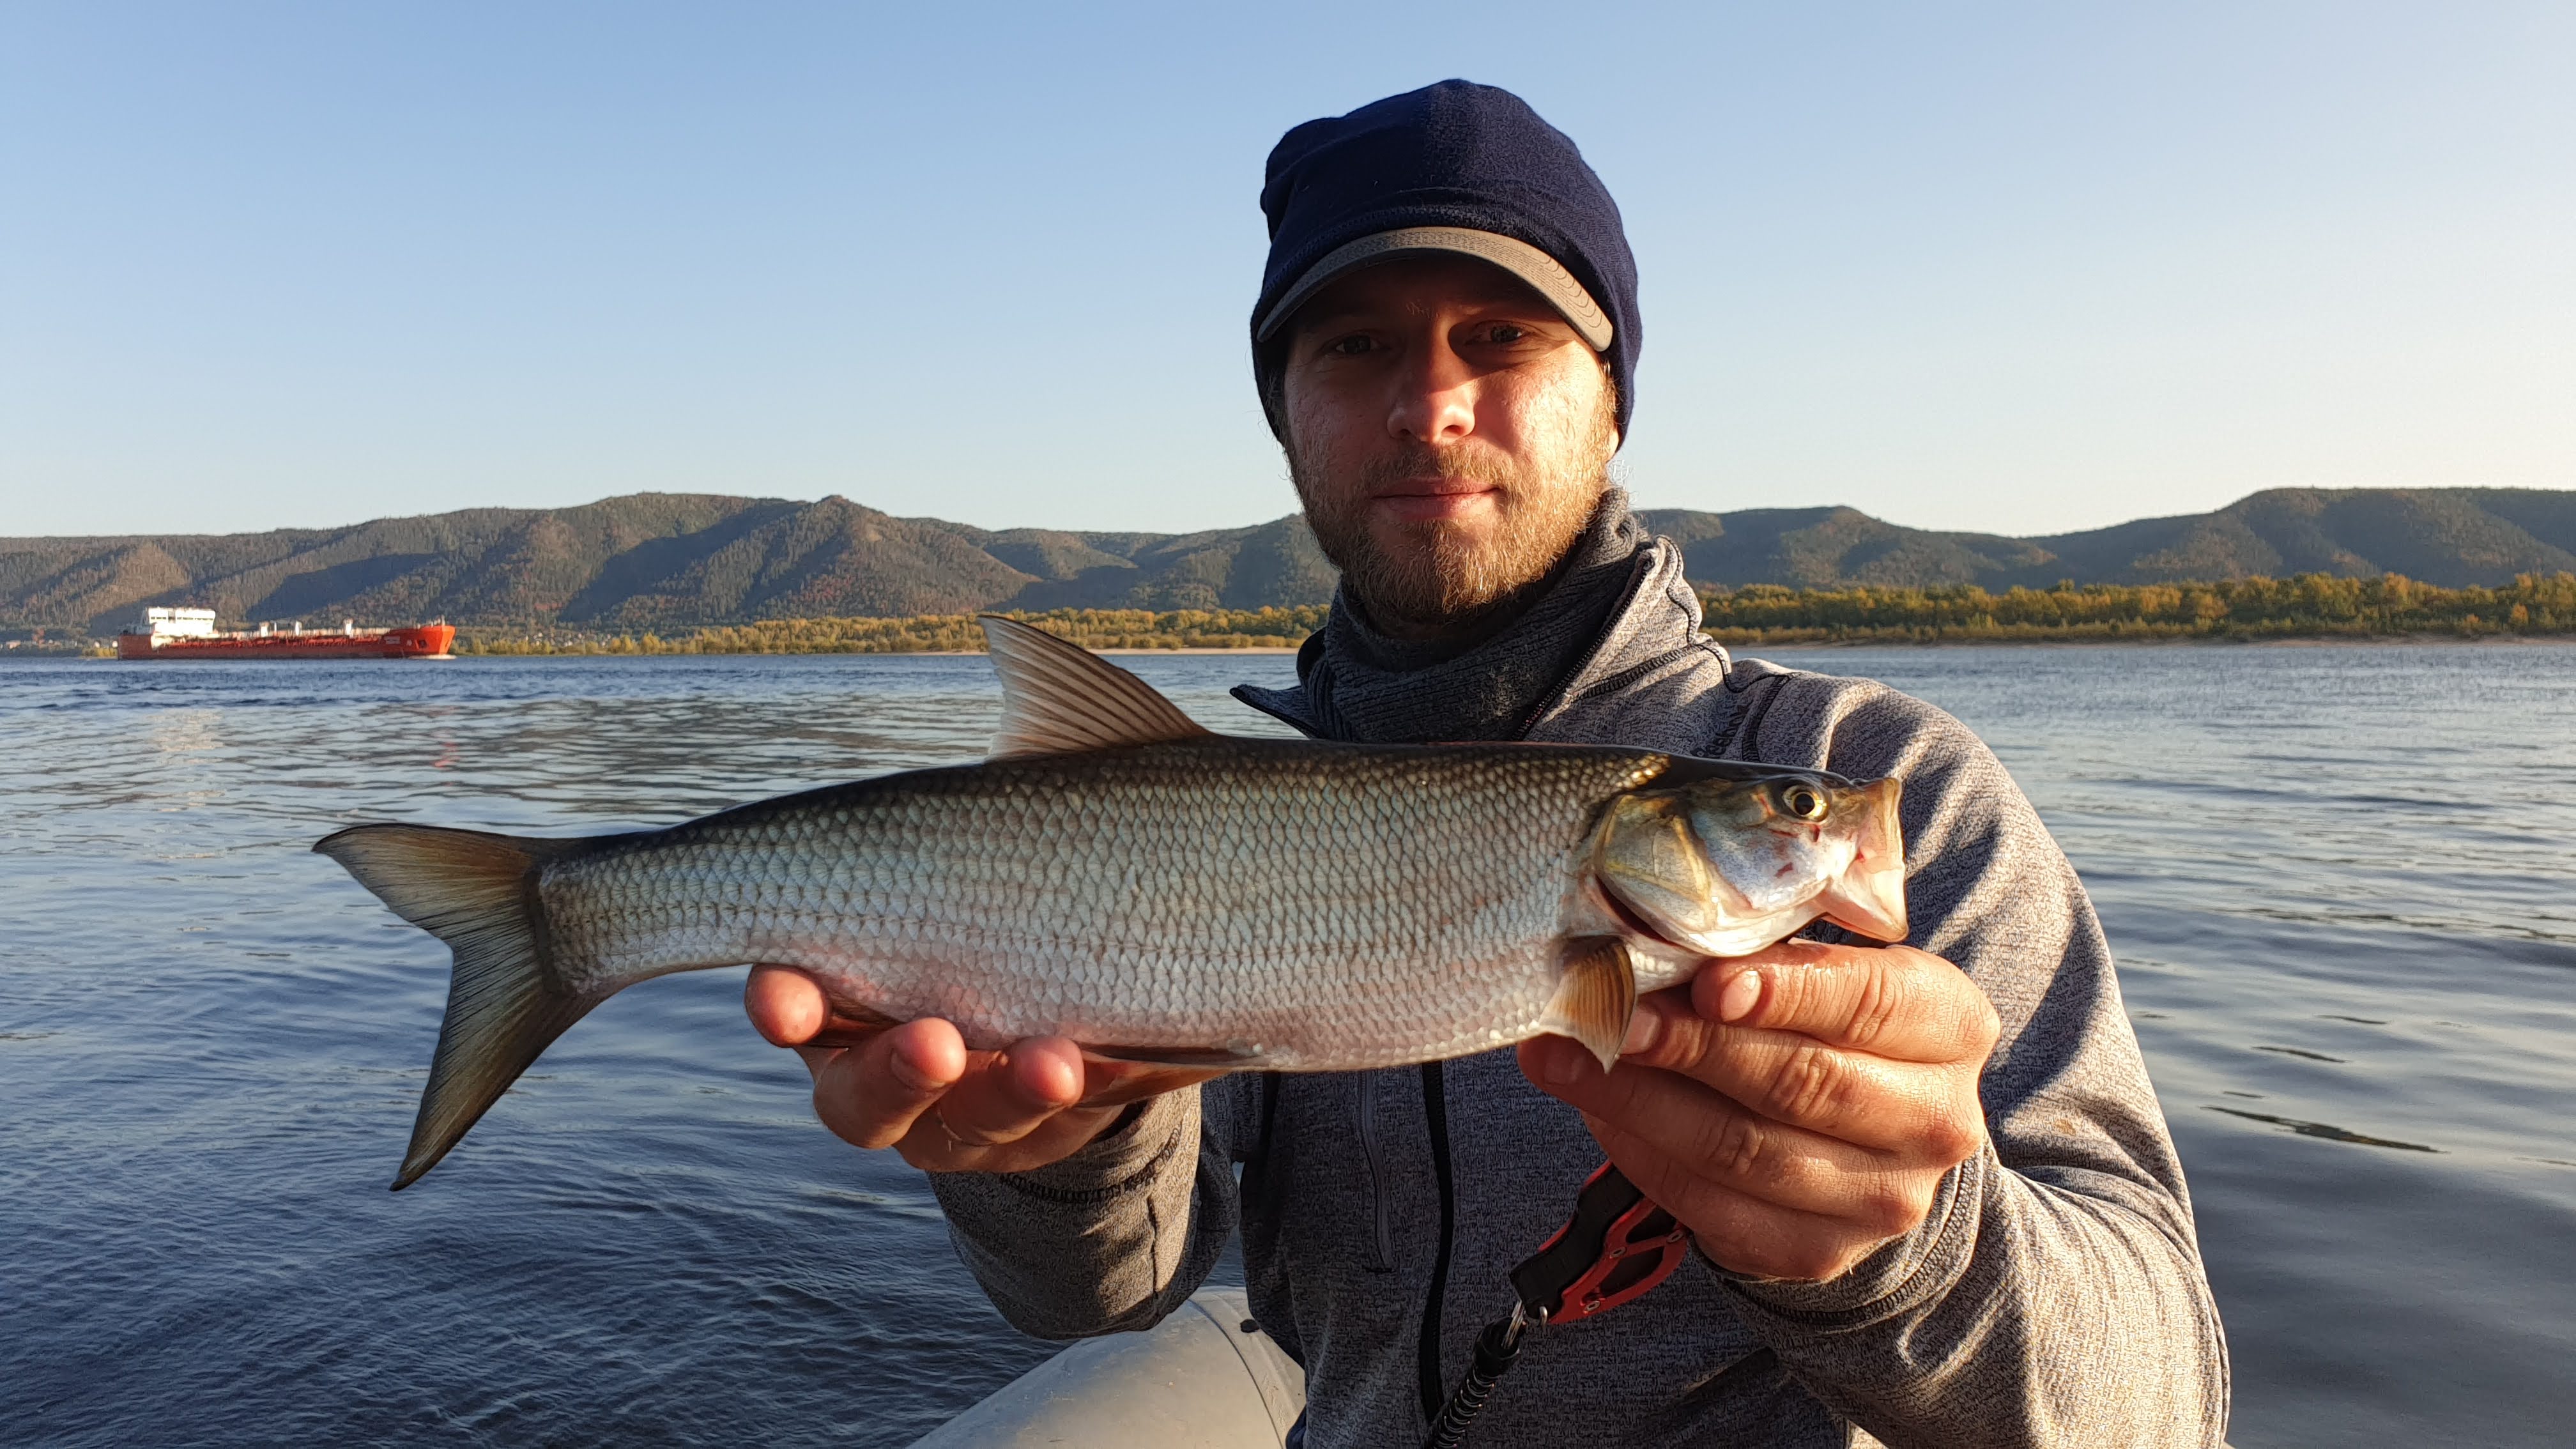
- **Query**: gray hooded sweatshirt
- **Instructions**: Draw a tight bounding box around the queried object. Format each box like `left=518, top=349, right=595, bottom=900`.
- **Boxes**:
left=928, top=500, right=2230, bottom=1448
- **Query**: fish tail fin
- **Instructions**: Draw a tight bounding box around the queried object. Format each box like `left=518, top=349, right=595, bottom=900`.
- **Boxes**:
left=314, top=823, right=602, bottom=1190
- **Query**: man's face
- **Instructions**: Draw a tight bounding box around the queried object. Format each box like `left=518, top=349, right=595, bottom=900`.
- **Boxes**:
left=1279, top=253, right=1618, bottom=636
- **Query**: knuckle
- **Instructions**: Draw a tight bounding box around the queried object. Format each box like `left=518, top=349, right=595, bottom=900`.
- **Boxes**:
left=1666, top=1175, right=1731, bottom=1236
left=843, top=1108, right=910, bottom=1153
left=1696, top=1108, right=1772, bottom=1184
left=935, top=1112, right=1000, bottom=1149
left=1756, top=966, right=1807, bottom=1025
left=1772, top=1241, right=1846, bottom=1284
left=1857, top=1178, right=1931, bottom=1236
left=1765, top=1042, right=1850, bottom=1124
left=1921, top=1109, right=1984, bottom=1165
left=1971, top=993, right=2003, bottom=1051
left=1841, top=965, right=1906, bottom=1052
left=1639, top=995, right=1707, bottom=1066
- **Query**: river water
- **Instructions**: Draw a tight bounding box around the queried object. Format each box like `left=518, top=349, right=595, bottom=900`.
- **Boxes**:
left=3, top=645, right=2570, bottom=1447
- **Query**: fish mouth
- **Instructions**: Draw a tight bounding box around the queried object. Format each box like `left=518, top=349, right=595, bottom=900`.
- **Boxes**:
left=1816, top=777, right=1908, bottom=942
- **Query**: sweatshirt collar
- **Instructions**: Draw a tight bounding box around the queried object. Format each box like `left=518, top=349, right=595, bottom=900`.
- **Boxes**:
left=1234, top=491, right=1724, bottom=744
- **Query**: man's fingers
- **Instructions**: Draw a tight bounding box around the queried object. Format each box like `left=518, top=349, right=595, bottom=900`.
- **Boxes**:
left=747, top=974, right=1158, bottom=1171
left=746, top=963, right=829, bottom=1046
left=807, top=1017, right=969, bottom=1151
left=1630, top=1015, right=1970, bottom=1154
left=1520, top=944, right=1996, bottom=1283
left=926, top=1036, right=1088, bottom=1148
left=1697, top=941, right=2000, bottom=1064
left=1588, top=1117, right=1897, bottom=1284
left=1526, top=1036, right=1934, bottom=1223
left=1534, top=994, right=1976, bottom=1156
left=1708, top=1027, right=1968, bottom=1153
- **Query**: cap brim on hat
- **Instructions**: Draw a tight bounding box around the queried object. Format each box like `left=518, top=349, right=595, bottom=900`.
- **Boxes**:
left=1253, top=226, right=1614, bottom=351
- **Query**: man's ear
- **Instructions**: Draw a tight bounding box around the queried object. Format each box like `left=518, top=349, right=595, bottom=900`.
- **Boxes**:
left=1599, top=360, right=1623, bottom=456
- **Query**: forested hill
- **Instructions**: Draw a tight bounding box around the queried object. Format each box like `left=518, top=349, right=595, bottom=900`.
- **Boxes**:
left=4, top=486, right=2572, bottom=632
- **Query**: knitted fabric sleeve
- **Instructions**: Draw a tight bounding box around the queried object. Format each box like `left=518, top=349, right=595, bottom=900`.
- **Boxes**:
left=1713, top=669, right=2230, bottom=1446
left=924, top=1084, right=1245, bottom=1340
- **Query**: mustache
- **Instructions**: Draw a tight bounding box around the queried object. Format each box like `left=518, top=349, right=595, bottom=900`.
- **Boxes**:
left=1356, top=445, right=1521, bottom=493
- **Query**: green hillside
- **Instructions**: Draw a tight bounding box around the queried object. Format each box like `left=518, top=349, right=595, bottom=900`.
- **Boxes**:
left=4, top=486, right=2572, bottom=634
left=1637, top=487, right=2576, bottom=593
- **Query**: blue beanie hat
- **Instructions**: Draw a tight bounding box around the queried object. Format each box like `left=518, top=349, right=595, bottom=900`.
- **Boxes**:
left=1252, top=80, right=1641, bottom=442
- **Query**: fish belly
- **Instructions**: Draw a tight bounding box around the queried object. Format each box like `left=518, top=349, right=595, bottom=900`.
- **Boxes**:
left=537, top=740, right=1666, bottom=1070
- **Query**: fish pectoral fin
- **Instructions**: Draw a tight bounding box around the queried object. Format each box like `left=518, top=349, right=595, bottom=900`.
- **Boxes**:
left=977, top=615, right=1216, bottom=760
left=1082, top=1040, right=1269, bottom=1070
left=1540, top=935, right=1639, bottom=1073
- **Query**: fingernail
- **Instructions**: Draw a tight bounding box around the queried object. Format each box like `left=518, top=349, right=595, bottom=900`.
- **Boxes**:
left=1621, top=1009, right=1660, bottom=1056
left=887, top=1050, right=937, bottom=1093
left=1717, top=970, right=1762, bottom=1023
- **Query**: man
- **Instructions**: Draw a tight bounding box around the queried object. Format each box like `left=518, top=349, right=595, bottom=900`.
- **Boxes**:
left=749, top=81, right=2228, bottom=1446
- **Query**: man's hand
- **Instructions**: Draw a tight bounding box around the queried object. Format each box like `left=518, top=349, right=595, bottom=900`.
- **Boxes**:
left=1519, top=939, right=2000, bottom=1284
left=745, top=965, right=1205, bottom=1174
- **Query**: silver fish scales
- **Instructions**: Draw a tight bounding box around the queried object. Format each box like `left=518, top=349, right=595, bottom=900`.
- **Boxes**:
left=549, top=741, right=1673, bottom=1071
left=318, top=617, right=1906, bottom=1189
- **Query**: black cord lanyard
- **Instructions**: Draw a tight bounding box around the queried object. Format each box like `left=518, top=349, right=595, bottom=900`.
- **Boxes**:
left=1420, top=1163, right=1693, bottom=1448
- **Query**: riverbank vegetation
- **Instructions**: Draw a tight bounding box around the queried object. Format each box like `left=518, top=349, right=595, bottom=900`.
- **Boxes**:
left=1697, top=572, right=2576, bottom=645
left=456, top=606, right=1330, bottom=656
left=433, top=573, right=2576, bottom=656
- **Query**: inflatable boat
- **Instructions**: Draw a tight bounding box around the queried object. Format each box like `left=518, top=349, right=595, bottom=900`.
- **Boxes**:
left=908, top=1289, right=1303, bottom=1448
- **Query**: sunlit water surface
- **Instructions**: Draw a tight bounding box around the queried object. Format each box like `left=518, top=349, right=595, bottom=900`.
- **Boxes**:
left=3, top=646, right=2570, bottom=1447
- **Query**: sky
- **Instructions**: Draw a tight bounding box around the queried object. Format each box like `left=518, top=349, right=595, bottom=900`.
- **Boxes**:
left=2, top=2, right=2570, bottom=540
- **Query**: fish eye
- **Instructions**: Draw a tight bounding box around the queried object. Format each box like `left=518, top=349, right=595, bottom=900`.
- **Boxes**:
left=1779, top=781, right=1828, bottom=822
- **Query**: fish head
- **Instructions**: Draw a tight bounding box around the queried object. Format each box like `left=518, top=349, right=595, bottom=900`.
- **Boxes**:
left=1590, top=767, right=1906, bottom=957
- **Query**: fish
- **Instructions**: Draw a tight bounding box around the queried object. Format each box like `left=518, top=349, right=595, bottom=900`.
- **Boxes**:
left=318, top=617, right=1908, bottom=1189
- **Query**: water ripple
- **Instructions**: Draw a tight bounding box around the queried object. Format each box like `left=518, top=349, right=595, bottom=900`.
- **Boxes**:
left=6, top=645, right=2575, bottom=1447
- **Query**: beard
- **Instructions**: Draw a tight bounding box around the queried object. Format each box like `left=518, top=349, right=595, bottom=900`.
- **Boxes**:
left=1289, top=395, right=1617, bottom=634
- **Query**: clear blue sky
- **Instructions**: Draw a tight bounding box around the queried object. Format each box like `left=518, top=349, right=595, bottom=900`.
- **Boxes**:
left=3, top=2, right=2569, bottom=540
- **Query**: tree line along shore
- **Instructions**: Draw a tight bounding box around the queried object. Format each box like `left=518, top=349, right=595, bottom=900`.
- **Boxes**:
left=441, top=572, right=2576, bottom=655
left=15, top=572, right=2570, bottom=657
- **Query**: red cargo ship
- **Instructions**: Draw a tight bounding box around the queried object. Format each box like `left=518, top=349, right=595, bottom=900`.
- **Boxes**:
left=116, top=608, right=456, bottom=661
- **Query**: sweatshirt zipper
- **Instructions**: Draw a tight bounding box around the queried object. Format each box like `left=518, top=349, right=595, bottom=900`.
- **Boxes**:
left=1415, top=1059, right=1458, bottom=1427
left=1355, top=1071, right=1396, bottom=1272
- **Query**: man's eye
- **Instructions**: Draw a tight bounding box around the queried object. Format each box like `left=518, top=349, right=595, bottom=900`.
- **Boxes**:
left=1328, top=335, right=1375, bottom=356
left=1482, top=324, right=1527, bottom=344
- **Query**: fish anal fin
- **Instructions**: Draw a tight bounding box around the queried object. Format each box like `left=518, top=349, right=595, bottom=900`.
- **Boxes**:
left=1540, top=935, right=1638, bottom=1072
left=1082, top=1040, right=1269, bottom=1070
left=1078, top=1064, right=1229, bottom=1108
left=978, top=615, right=1215, bottom=760
left=802, top=998, right=902, bottom=1048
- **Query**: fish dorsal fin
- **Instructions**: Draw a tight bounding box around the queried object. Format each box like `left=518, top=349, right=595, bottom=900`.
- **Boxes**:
left=979, top=615, right=1215, bottom=760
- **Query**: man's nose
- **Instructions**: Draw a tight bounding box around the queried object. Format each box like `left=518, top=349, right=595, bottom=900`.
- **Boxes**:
left=1386, top=339, right=1476, bottom=444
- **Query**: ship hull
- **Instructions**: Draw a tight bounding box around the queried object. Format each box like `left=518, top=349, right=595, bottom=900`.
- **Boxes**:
left=116, top=624, right=456, bottom=661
